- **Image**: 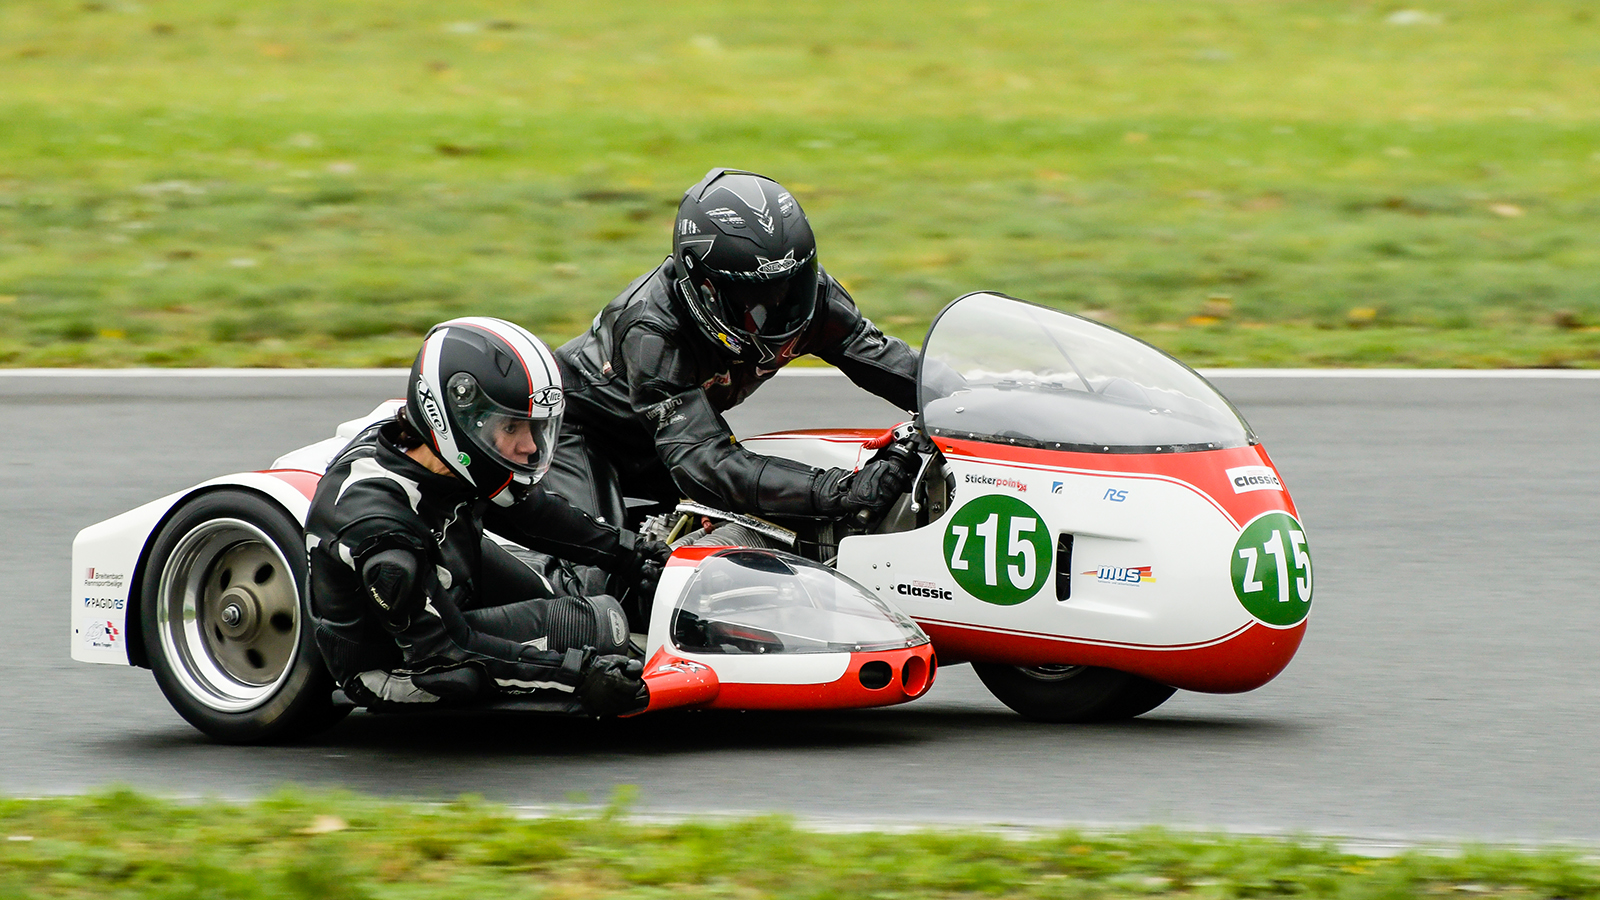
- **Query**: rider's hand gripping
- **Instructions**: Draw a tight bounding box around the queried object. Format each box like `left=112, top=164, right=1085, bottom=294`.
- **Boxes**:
left=576, top=653, right=649, bottom=716
left=813, top=438, right=920, bottom=520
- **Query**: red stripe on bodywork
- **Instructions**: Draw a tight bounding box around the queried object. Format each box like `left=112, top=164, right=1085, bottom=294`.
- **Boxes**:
left=748, top=428, right=886, bottom=442
left=262, top=469, right=322, bottom=501
left=920, top=618, right=1305, bottom=693
left=665, top=544, right=731, bottom=567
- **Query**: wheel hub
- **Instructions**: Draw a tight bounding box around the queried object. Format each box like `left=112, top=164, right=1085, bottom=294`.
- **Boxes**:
left=215, top=587, right=259, bottom=640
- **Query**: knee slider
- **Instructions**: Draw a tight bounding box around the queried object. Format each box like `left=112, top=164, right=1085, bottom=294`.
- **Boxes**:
left=586, top=594, right=631, bottom=656
left=542, top=594, right=630, bottom=656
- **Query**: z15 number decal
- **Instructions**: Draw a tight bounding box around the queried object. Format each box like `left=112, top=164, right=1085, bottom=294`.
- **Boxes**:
left=943, top=494, right=1051, bottom=606
left=1231, top=511, right=1312, bottom=627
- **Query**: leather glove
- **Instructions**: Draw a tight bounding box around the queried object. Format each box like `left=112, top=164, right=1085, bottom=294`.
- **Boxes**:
left=577, top=653, right=649, bottom=716
left=616, top=533, right=668, bottom=601
left=813, top=450, right=917, bottom=518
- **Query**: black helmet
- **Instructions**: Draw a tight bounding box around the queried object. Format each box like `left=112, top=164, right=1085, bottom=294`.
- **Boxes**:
left=406, top=317, right=564, bottom=505
left=672, top=168, right=820, bottom=362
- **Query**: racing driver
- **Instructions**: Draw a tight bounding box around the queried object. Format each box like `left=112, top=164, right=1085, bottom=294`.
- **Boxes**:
left=304, top=317, right=667, bottom=716
left=548, top=168, right=921, bottom=537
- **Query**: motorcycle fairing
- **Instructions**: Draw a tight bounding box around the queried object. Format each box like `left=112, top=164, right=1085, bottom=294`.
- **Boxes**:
left=793, top=433, right=1308, bottom=692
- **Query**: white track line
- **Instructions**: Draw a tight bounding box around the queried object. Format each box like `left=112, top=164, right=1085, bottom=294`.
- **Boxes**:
left=0, top=367, right=1597, bottom=379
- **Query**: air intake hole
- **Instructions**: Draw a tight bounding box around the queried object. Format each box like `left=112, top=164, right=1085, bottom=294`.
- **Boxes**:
left=1056, top=533, right=1074, bottom=601
left=858, top=660, right=893, bottom=690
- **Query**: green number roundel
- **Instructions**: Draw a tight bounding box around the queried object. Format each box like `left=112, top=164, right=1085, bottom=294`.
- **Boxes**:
left=1231, top=512, right=1313, bottom=627
left=943, top=494, right=1052, bottom=605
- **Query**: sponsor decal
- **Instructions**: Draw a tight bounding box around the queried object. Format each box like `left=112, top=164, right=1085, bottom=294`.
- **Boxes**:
left=1102, top=488, right=1128, bottom=502
left=705, top=207, right=745, bottom=228
left=84, top=620, right=120, bottom=649
left=754, top=251, right=798, bottom=276
left=701, top=371, right=732, bottom=390
left=607, top=608, right=628, bottom=646
left=657, top=659, right=708, bottom=675
left=1051, top=482, right=1064, bottom=494
left=894, top=581, right=954, bottom=601
left=456, top=452, right=471, bottom=468
left=963, top=473, right=1028, bottom=493
left=1231, top=511, right=1312, bottom=627
left=417, top=380, right=449, bottom=436
left=530, top=386, right=563, bottom=408
left=943, top=495, right=1051, bottom=606
left=678, top=218, right=700, bottom=235
left=1226, top=465, right=1284, bottom=494
left=83, top=596, right=125, bottom=610
left=646, top=395, right=683, bottom=423
left=777, top=192, right=795, bottom=217
left=1081, top=565, right=1155, bottom=585
left=83, top=568, right=126, bottom=588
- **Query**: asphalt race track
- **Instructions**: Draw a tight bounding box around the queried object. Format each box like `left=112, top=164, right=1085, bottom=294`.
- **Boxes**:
left=3, top=369, right=1598, bottom=844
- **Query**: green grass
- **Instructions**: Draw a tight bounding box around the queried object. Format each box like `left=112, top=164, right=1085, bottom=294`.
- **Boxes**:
left=4, top=788, right=1599, bottom=899
left=2, top=1, right=1599, bottom=367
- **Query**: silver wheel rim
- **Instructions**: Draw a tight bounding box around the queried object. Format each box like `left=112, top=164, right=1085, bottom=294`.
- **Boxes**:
left=1017, top=664, right=1087, bottom=683
left=155, top=517, right=300, bottom=713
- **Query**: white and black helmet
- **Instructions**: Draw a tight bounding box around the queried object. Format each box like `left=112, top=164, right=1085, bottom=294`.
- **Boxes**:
left=672, top=168, right=820, bottom=362
left=406, top=317, right=564, bottom=503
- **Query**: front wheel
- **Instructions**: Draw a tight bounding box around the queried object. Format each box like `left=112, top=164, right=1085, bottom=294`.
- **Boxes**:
left=974, top=663, right=1176, bottom=723
left=141, top=490, right=347, bottom=743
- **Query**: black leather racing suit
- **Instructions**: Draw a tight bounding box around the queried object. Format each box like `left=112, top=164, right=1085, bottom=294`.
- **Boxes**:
left=306, top=419, right=641, bottom=707
left=548, top=258, right=919, bottom=524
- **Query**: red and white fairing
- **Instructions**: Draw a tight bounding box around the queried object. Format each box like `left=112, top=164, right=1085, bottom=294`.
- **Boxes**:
left=828, top=441, right=1304, bottom=693
left=745, top=291, right=1312, bottom=694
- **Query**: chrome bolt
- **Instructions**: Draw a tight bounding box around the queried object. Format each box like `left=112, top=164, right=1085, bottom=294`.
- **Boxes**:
left=220, top=604, right=243, bottom=628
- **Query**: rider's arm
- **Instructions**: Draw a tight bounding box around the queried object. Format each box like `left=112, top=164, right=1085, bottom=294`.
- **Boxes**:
left=623, top=326, right=832, bottom=516
left=809, top=277, right=919, bottom=412
left=483, top=484, right=648, bottom=573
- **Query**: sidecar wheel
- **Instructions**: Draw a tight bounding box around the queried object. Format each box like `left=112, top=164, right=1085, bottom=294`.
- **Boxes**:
left=974, top=663, right=1176, bottom=723
left=141, top=490, right=348, bottom=744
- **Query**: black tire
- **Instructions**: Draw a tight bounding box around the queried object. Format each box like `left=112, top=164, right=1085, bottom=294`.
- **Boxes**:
left=141, top=490, right=348, bottom=743
left=974, top=663, right=1176, bottom=723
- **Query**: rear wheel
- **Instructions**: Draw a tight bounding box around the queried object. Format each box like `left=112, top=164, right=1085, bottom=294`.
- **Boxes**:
left=974, top=663, right=1176, bottom=722
left=141, top=490, right=347, bottom=743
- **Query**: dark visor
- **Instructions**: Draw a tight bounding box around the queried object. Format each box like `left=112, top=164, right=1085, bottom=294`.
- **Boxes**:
left=716, top=268, right=818, bottom=340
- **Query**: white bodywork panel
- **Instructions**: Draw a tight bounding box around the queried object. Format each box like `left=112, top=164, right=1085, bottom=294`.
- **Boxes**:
left=742, top=433, right=1252, bottom=650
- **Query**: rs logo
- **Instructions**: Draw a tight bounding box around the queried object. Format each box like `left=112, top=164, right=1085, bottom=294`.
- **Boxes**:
left=1103, top=489, right=1127, bottom=502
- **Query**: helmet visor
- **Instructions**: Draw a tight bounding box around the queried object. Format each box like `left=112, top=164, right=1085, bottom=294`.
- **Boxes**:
left=454, top=388, right=561, bottom=483
left=712, top=263, right=819, bottom=342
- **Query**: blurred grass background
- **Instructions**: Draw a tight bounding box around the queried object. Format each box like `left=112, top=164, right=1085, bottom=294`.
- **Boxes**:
left=1, top=0, right=1597, bottom=367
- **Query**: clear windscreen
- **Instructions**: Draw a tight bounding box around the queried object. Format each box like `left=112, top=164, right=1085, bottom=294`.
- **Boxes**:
left=671, top=549, right=928, bottom=655
left=918, top=293, right=1255, bottom=453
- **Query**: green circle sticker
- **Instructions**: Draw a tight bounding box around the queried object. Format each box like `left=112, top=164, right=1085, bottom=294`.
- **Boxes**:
left=457, top=452, right=471, bottom=468
left=1231, top=512, right=1313, bottom=627
left=943, top=494, right=1052, bottom=605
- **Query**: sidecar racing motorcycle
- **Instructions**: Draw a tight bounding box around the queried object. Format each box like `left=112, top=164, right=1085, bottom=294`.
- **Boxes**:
left=70, top=292, right=1310, bottom=742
